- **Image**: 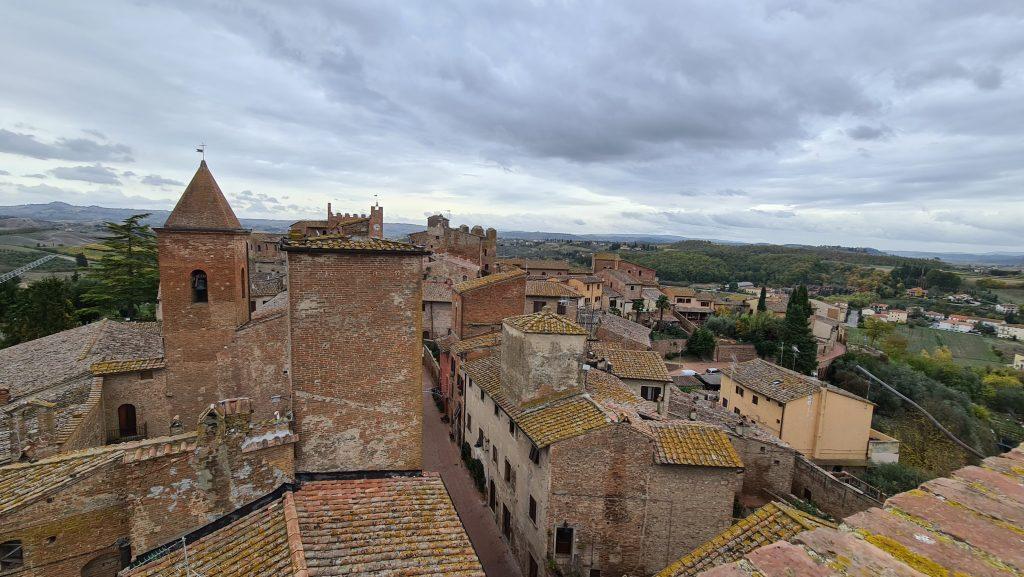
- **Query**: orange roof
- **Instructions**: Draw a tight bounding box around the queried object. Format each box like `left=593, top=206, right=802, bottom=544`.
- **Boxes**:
left=503, top=311, right=588, bottom=335
left=90, top=357, right=165, bottom=376
left=453, top=268, right=526, bottom=294
left=163, top=161, right=243, bottom=230
left=650, top=422, right=743, bottom=467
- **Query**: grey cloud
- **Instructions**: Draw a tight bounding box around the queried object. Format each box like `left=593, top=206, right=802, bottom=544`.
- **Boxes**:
left=0, top=170, right=9, bottom=176
left=846, top=125, right=892, bottom=141
left=51, top=163, right=122, bottom=184
left=23, top=173, right=46, bottom=179
left=142, top=174, right=184, bottom=187
left=897, top=62, right=1004, bottom=92
left=0, top=129, right=133, bottom=162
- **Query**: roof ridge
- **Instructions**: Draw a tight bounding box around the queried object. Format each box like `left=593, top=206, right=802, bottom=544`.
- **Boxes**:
left=283, top=491, right=310, bottom=577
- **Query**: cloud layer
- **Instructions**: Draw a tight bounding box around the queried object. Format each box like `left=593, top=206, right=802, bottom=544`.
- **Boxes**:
left=0, top=1, right=1022, bottom=251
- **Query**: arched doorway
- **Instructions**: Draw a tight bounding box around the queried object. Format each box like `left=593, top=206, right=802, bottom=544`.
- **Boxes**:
left=117, top=404, right=137, bottom=438
left=81, top=551, right=119, bottom=577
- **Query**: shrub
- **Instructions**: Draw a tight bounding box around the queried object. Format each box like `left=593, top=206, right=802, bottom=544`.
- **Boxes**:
left=862, top=463, right=932, bottom=496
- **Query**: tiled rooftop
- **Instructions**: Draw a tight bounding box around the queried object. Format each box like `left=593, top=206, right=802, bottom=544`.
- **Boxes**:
left=126, top=497, right=293, bottom=577
left=453, top=268, right=526, bottom=294
left=597, top=311, right=652, bottom=347
left=725, top=358, right=823, bottom=403
left=657, top=502, right=834, bottom=577
left=449, top=332, right=502, bottom=355
left=515, top=395, right=610, bottom=448
left=423, top=281, right=453, bottom=302
left=503, top=311, right=588, bottom=335
left=162, top=161, right=243, bottom=230
left=585, top=369, right=646, bottom=408
left=497, top=258, right=571, bottom=270
left=128, top=474, right=482, bottom=577
left=295, top=475, right=483, bottom=576
left=650, top=422, right=743, bottom=468
left=525, top=280, right=582, bottom=298
left=591, top=344, right=672, bottom=382
left=282, top=233, right=426, bottom=253
left=687, top=444, right=1024, bottom=577
left=90, top=357, right=166, bottom=376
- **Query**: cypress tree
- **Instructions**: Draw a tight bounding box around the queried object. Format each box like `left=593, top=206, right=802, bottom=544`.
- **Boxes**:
left=779, top=285, right=817, bottom=374
left=757, top=286, right=767, bottom=312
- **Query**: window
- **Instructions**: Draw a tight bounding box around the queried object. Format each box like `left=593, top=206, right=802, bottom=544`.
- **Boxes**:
left=590, top=571, right=602, bottom=577
left=556, top=302, right=567, bottom=315
left=722, top=398, right=729, bottom=408
left=529, top=444, right=540, bottom=465
left=533, top=301, right=545, bottom=313
left=504, top=458, right=516, bottom=488
left=492, top=446, right=498, bottom=464
left=508, top=419, right=516, bottom=437
left=529, top=496, right=537, bottom=523
left=139, top=370, right=153, bottom=381
left=529, top=557, right=539, bottom=577
left=735, top=385, right=744, bottom=397
left=733, top=408, right=741, bottom=415
left=191, top=270, right=208, bottom=303
left=480, top=388, right=484, bottom=401
left=466, top=413, right=472, bottom=432
left=555, top=527, right=574, bottom=555
left=489, top=480, right=496, bottom=511
left=640, top=386, right=662, bottom=402
left=0, top=540, right=22, bottom=571
left=494, top=402, right=499, bottom=417
left=752, top=395, right=759, bottom=405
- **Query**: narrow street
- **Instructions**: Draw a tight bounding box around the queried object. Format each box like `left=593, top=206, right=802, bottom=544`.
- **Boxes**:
left=422, top=367, right=523, bottom=577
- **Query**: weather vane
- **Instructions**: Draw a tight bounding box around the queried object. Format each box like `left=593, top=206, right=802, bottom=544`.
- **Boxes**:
left=196, top=143, right=206, bottom=160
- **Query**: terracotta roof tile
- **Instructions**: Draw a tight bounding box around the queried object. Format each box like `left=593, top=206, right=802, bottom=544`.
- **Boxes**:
left=453, top=268, right=526, bottom=294
left=497, top=258, right=571, bottom=271
left=650, top=422, right=743, bottom=468
left=126, top=497, right=293, bottom=577
left=503, top=312, right=588, bottom=335
left=423, top=281, right=453, bottom=302
left=526, top=280, right=582, bottom=298
left=163, top=161, right=243, bottom=230
left=585, top=370, right=645, bottom=407
left=90, top=357, right=165, bottom=376
left=293, top=475, right=484, bottom=576
left=596, top=312, right=652, bottom=347
left=515, top=395, right=610, bottom=448
left=449, top=332, right=501, bottom=355
left=724, top=358, right=822, bottom=403
left=282, top=233, right=425, bottom=253
left=684, top=443, right=1024, bottom=576
left=656, top=502, right=833, bottom=577
left=591, top=344, right=672, bottom=382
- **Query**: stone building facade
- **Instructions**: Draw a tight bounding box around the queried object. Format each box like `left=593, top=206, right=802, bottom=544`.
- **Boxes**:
left=0, top=161, right=478, bottom=576
left=460, top=312, right=743, bottom=577
left=409, top=214, right=497, bottom=274
left=289, top=202, right=384, bottom=238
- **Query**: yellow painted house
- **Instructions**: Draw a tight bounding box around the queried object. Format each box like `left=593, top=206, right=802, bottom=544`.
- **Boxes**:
left=719, top=359, right=897, bottom=467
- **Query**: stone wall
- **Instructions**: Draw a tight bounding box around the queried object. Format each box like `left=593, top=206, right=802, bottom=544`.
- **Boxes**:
left=715, top=342, right=759, bottom=363
left=423, top=300, right=452, bottom=339
left=651, top=338, right=687, bottom=357
left=287, top=249, right=423, bottom=473
left=791, top=454, right=880, bottom=519
left=728, top=433, right=796, bottom=501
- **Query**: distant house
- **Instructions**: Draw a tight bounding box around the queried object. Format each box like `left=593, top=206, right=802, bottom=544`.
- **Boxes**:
left=996, top=324, right=1024, bottom=341
left=905, top=287, right=927, bottom=298
left=947, top=293, right=980, bottom=305
left=923, top=310, right=946, bottom=321
left=525, top=280, right=581, bottom=317
left=720, top=359, right=895, bottom=468
left=996, top=303, right=1019, bottom=314
left=1013, top=353, right=1024, bottom=370
left=885, top=309, right=908, bottom=324
left=869, top=302, right=890, bottom=312
left=566, top=275, right=603, bottom=309
left=948, top=314, right=1005, bottom=328
left=936, top=319, right=974, bottom=333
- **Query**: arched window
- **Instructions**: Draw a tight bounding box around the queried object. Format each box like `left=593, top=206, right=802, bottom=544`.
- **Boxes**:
left=191, top=270, right=208, bottom=303
left=0, top=540, right=23, bottom=571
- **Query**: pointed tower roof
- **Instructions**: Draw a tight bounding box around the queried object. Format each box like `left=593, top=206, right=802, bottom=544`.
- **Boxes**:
left=163, top=161, right=243, bottom=230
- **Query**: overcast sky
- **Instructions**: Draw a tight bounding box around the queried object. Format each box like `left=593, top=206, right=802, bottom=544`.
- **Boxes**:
left=1, top=1, right=1023, bottom=252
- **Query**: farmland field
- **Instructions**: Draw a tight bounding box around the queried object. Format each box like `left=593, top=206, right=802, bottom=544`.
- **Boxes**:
left=848, top=324, right=1024, bottom=368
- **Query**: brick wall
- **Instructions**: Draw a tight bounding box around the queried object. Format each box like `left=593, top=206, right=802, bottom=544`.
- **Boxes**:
left=715, top=342, right=758, bottom=363
left=101, top=370, right=171, bottom=439
left=728, top=433, right=796, bottom=501
left=791, top=454, right=880, bottom=519
left=227, top=314, right=291, bottom=421
left=454, top=276, right=526, bottom=339
left=547, top=424, right=740, bottom=577
left=158, top=229, right=252, bottom=426
left=286, top=250, right=423, bottom=472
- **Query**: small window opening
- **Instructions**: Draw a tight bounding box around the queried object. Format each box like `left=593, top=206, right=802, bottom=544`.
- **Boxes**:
left=191, top=270, right=208, bottom=303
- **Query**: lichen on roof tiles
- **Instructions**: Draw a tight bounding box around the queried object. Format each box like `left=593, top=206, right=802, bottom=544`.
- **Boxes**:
left=585, top=369, right=645, bottom=407
left=90, top=357, right=165, bottom=376
left=515, top=395, right=610, bottom=448
left=724, top=358, right=822, bottom=403
left=526, top=280, right=582, bottom=298
left=650, top=422, right=743, bottom=468
left=282, top=233, right=426, bottom=253
left=453, top=268, right=526, bottom=293
left=590, top=344, right=672, bottom=382
left=449, top=332, right=502, bottom=355
left=503, top=311, right=587, bottom=335
left=656, top=502, right=833, bottom=577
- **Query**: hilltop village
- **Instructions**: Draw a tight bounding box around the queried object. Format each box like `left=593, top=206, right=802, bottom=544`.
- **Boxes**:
left=0, top=161, right=1022, bottom=577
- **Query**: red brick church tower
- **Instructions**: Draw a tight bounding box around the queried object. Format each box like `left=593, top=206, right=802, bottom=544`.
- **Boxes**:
left=157, top=160, right=251, bottom=424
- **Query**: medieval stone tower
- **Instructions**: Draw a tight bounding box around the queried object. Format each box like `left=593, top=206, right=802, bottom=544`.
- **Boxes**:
left=156, top=160, right=251, bottom=424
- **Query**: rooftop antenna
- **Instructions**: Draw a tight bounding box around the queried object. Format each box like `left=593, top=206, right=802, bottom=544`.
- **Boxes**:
left=195, top=143, right=206, bottom=160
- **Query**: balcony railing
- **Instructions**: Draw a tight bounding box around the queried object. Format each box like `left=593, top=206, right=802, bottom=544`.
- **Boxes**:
left=107, top=422, right=147, bottom=444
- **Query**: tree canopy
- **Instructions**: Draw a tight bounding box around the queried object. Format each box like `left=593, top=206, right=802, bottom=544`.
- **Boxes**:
left=85, top=214, right=159, bottom=319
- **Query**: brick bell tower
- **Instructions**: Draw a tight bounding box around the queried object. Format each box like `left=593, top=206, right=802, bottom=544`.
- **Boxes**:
left=156, top=160, right=251, bottom=428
